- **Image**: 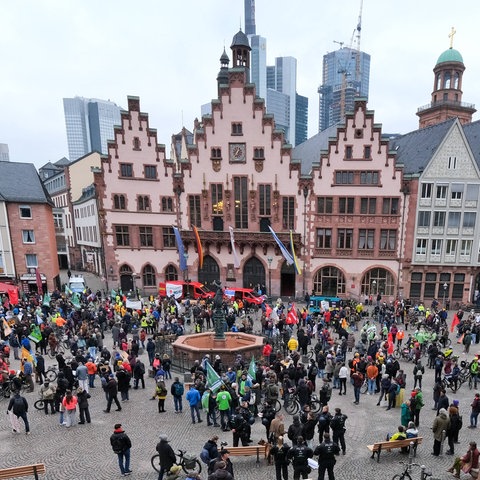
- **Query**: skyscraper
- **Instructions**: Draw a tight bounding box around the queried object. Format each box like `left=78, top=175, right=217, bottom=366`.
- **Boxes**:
left=63, top=97, right=121, bottom=161
left=318, top=47, right=370, bottom=131
left=244, top=0, right=256, bottom=35
left=0, top=144, right=9, bottom=162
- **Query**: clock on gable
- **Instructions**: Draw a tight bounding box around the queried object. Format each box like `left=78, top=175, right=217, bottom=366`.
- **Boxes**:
left=229, top=143, right=246, bottom=163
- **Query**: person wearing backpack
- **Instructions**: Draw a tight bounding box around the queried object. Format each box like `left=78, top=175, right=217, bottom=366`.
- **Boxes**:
left=110, top=423, right=132, bottom=476
left=133, top=358, right=146, bottom=389
left=413, top=360, right=425, bottom=389
left=200, top=435, right=219, bottom=466
left=7, top=392, right=30, bottom=434
left=170, top=377, right=184, bottom=413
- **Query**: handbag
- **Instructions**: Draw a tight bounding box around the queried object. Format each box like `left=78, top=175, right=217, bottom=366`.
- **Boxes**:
left=462, top=462, right=472, bottom=474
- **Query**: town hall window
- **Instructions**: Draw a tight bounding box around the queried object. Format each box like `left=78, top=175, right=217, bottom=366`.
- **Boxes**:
left=114, top=194, right=126, bottom=210
left=137, top=195, right=150, bottom=211
left=316, top=228, right=332, bottom=248
left=282, top=197, right=295, bottom=230
left=211, top=184, right=224, bottom=215
left=115, top=225, right=130, bottom=246
left=259, top=185, right=271, bottom=216
left=161, top=197, right=173, bottom=212
left=234, top=177, right=248, bottom=229
left=189, top=195, right=202, bottom=228
left=120, top=163, right=133, bottom=178
left=231, top=123, right=243, bottom=135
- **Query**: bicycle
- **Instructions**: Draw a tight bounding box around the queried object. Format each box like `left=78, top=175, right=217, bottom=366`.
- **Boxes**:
left=151, top=449, right=202, bottom=475
left=47, top=347, right=65, bottom=359
left=45, top=365, right=59, bottom=382
left=391, top=462, right=440, bottom=480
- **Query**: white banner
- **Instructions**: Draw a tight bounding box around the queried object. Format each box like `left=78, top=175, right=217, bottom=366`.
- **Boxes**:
left=224, top=289, right=235, bottom=298
left=321, top=300, right=330, bottom=311
left=126, top=299, right=143, bottom=310
left=166, top=283, right=183, bottom=299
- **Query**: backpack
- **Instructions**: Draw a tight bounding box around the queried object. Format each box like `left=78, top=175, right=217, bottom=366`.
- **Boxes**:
left=13, top=396, right=25, bottom=412
left=174, top=382, right=184, bottom=396
left=200, top=447, right=210, bottom=465
left=310, top=366, right=318, bottom=376
left=435, top=358, right=442, bottom=369
left=111, top=436, right=125, bottom=454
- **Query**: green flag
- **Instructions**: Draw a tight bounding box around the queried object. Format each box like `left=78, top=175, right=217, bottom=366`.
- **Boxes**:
left=42, top=292, right=51, bottom=306
left=111, top=289, right=116, bottom=298
left=205, top=361, right=223, bottom=393
left=247, top=356, right=256, bottom=383
left=28, top=325, right=42, bottom=344
left=65, top=284, right=72, bottom=296
left=71, top=293, right=81, bottom=310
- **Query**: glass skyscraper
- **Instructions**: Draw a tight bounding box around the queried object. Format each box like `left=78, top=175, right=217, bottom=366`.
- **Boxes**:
left=318, top=47, right=370, bottom=131
left=63, top=97, right=121, bottom=161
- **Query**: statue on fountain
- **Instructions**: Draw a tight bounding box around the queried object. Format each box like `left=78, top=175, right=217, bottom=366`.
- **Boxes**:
left=212, top=280, right=226, bottom=340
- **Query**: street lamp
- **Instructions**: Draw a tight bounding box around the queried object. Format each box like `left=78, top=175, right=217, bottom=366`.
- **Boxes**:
left=267, top=256, right=273, bottom=298
left=302, top=186, right=309, bottom=297
left=184, top=253, right=189, bottom=297
left=372, top=280, right=377, bottom=296
left=443, top=282, right=448, bottom=307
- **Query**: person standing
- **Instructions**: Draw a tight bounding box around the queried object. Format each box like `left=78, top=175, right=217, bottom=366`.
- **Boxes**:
left=287, top=436, right=313, bottom=480
left=77, top=387, right=91, bottom=424
left=156, top=434, right=176, bottom=480
left=446, top=404, right=463, bottom=456
left=412, top=387, right=424, bottom=427
left=216, top=385, right=232, bottom=431
left=432, top=408, right=450, bottom=456
left=352, top=369, right=363, bottom=405
left=7, top=392, right=30, bottom=434
left=76, top=361, right=89, bottom=393
left=338, top=362, right=349, bottom=396
left=40, top=381, right=56, bottom=415
left=61, top=389, right=78, bottom=427
left=330, top=408, right=347, bottom=455
left=270, top=436, right=291, bottom=480
left=314, top=432, right=340, bottom=480
left=469, top=392, right=480, bottom=428
left=110, top=423, right=132, bottom=477
left=186, top=384, right=202, bottom=424
left=133, top=358, right=146, bottom=389
left=104, top=374, right=122, bottom=413
left=171, top=377, right=184, bottom=414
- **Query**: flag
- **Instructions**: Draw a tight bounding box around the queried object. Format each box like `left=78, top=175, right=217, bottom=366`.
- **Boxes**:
left=173, top=226, right=187, bottom=271
left=205, top=361, right=223, bottom=393
left=28, top=325, right=42, bottom=344
left=247, top=356, right=256, bottom=383
left=265, top=303, right=273, bottom=319
left=286, top=303, right=299, bottom=324
left=450, top=313, right=460, bottom=333
left=268, top=226, right=294, bottom=265
left=192, top=225, right=204, bottom=269
left=43, top=292, right=51, bottom=306
left=65, top=284, right=72, bottom=296
left=35, top=268, right=43, bottom=296
left=71, top=293, right=81, bottom=309
left=289, top=230, right=302, bottom=275
left=229, top=226, right=240, bottom=268
left=3, top=319, right=12, bottom=337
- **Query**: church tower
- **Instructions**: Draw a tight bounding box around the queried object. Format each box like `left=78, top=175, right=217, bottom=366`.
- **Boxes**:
left=230, top=29, right=251, bottom=82
left=417, top=29, right=476, bottom=128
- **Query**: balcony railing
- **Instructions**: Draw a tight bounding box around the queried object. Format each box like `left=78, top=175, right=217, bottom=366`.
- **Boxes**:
left=417, top=99, right=476, bottom=112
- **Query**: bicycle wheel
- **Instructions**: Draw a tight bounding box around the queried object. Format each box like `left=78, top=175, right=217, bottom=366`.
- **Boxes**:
left=151, top=454, right=160, bottom=472
left=310, top=400, right=322, bottom=413
left=469, top=377, right=473, bottom=390
left=273, top=399, right=282, bottom=413
left=34, top=399, right=45, bottom=410
left=391, top=474, right=411, bottom=480
left=393, top=349, right=401, bottom=360
left=284, top=399, right=299, bottom=415
left=46, top=369, right=57, bottom=382
left=182, top=459, right=202, bottom=475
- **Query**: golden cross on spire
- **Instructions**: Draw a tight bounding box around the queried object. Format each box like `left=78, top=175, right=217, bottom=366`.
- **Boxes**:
left=449, top=27, right=456, bottom=49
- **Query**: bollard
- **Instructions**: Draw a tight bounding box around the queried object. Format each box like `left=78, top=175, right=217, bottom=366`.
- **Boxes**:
left=440, top=429, right=446, bottom=455
left=407, top=442, right=414, bottom=471
left=420, top=465, right=426, bottom=480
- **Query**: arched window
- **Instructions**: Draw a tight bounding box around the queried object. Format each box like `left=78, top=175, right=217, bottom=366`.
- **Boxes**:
left=361, top=268, right=395, bottom=297
left=454, top=72, right=459, bottom=89
left=312, top=266, right=346, bottom=296
left=444, top=72, right=451, bottom=89
left=165, top=265, right=178, bottom=281
left=138, top=195, right=150, bottom=211
left=142, top=264, right=156, bottom=287
left=436, top=73, right=441, bottom=90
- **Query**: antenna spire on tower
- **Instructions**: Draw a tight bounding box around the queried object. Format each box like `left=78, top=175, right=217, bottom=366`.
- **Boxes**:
left=449, top=26, right=456, bottom=49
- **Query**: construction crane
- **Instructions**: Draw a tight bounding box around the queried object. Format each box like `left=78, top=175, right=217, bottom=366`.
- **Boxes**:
left=354, top=0, right=364, bottom=92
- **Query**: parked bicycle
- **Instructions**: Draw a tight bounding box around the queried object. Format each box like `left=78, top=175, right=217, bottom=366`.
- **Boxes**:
left=284, top=392, right=321, bottom=415
left=391, top=462, right=440, bottom=480
left=151, top=449, right=202, bottom=475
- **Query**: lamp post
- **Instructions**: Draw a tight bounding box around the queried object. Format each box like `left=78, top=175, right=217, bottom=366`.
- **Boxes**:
left=372, top=280, right=377, bottom=296
left=443, top=282, right=447, bottom=307
left=302, top=186, right=308, bottom=297
left=267, top=256, right=273, bottom=298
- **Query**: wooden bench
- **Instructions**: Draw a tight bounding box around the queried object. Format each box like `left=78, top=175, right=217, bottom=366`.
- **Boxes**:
left=0, top=464, right=46, bottom=480
left=227, top=445, right=268, bottom=464
left=367, top=437, right=423, bottom=463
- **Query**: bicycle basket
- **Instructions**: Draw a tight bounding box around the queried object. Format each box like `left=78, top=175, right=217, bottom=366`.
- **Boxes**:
left=183, top=455, right=197, bottom=470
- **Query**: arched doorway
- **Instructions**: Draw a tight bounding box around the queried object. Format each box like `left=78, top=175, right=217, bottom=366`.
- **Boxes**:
left=119, top=264, right=134, bottom=293
left=312, top=266, right=346, bottom=296
left=280, top=261, right=296, bottom=297
left=243, top=257, right=265, bottom=290
left=198, top=255, right=220, bottom=289
left=361, top=268, right=395, bottom=298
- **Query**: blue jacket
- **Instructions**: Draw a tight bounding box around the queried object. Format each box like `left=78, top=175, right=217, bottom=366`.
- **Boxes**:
left=186, top=387, right=201, bottom=406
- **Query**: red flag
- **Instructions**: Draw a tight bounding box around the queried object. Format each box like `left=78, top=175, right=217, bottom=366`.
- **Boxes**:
left=192, top=225, right=204, bottom=269
left=450, top=313, right=460, bottom=333
left=35, top=268, right=43, bottom=296
left=265, top=304, right=272, bottom=319
left=286, top=303, right=299, bottom=325
left=387, top=332, right=394, bottom=355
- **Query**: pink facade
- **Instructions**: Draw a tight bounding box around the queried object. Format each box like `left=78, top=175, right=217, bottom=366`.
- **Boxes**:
left=307, top=100, right=406, bottom=302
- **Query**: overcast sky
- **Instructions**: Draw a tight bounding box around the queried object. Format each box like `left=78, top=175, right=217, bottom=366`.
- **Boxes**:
left=2, top=0, right=480, bottom=168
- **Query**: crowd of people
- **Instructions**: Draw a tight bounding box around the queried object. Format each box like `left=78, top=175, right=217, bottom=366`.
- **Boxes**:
left=0, top=289, right=479, bottom=479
